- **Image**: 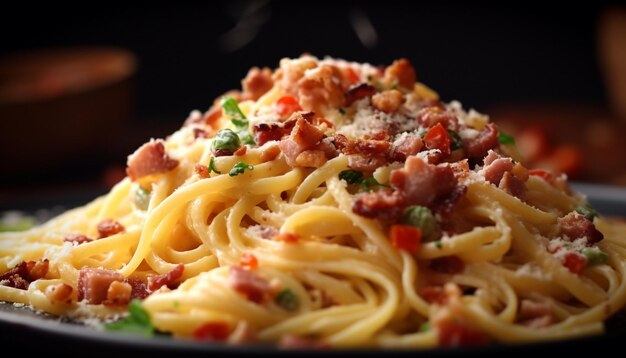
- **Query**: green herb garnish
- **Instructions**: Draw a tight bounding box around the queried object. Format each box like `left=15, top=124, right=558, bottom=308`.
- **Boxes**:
left=447, top=130, right=463, bottom=151
left=498, top=130, right=515, bottom=145
left=105, top=300, right=154, bottom=336
left=208, top=157, right=221, bottom=174
left=419, top=322, right=431, bottom=332
left=575, top=204, right=598, bottom=222
left=0, top=216, right=36, bottom=232
left=275, top=289, right=299, bottom=311
left=434, top=240, right=443, bottom=249
left=339, top=170, right=364, bottom=184
left=221, top=97, right=247, bottom=124
left=403, top=206, right=437, bottom=240
left=361, top=177, right=390, bottom=192
left=229, top=161, right=254, bottom=177
left=582, top=247, right=608, bottom=265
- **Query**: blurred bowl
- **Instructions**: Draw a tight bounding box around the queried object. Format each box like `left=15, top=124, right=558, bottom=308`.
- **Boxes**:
left=0, top=47, right=137, bottom=179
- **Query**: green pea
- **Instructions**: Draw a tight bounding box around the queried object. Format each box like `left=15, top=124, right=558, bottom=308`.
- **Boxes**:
left=213, top=129, right=241, bottom=153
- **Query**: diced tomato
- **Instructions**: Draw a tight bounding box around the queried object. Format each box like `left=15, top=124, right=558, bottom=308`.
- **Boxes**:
left=423, top=123, right=451, bottom=156
left=437, top=319, right=491, bottom=347
left=421, top=286, right=447, bottom=304
left=240, top=253, right=258, bottom=271
left=563, top=252, right=587, bottom=274
left=276, top=96, right=302, bottom=117
left=528, top=169, right=554, bottom=183
left=193, top=321, right=231, bottom=341
left=389, top=225, right=422, bottom=252
left=345, top=67, right=360, bottom=84
left=274, top=232, right=300, bottom=243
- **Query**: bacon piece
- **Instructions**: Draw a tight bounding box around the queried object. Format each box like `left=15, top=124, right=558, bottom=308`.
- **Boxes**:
left=499, top=171, right=526, bottom=199
left=194, top=164, right=210, bottom=178
left=372, top=89, right=404, bottom=113
left=234, top=146, right=247, bottom=156
left=64, top=234, right=94, bottom=245
left=230, top=266, right=270, bottom=303
left=464, top=123, right=498, bottom=164
left=432, top=185, right=467, bottom=218
left=429, top=256, right=465, bottom=274
left=193, top=321, right=231, bottom=342
left=295, top=150, right=327, bottom=168
left=558, top=213, right=604, bottom=244
left=344, top=83, right=376, bottom=107
left=104, top=281, right=132, bottom=306
left=278, top=334, right=330, bottom=350
left=518, top=300, right=554, bottom=328
left=436, top=318, right=491, bottom=347
left=417, top=106, right=459, bottom=131
left=78, top=267, right=123, bottom=304
left=192, top=127, right=208, bottom=139
left=315, top=137, right=339, bottom=159
left=277, top=56, right=318, bottom=95
left=97, top=219, right=125, bottom=238
left=297, top=65, right=345, bottom=113
left=242, top=67, right=274, bottom=101
left=279, top=114, right=324, bottom=166
left=125, top=278, right=150, bottom=299
left=482, top=156, right=513, bottom=185
left=384, top=58, right=416, bottom=89
left=389, top=156, right=457, bottom=207
left=126, top=140, right=179, bottom=181
left=0, top=260, right=49, bottom=290
left=254, top=122, right=286, bottom=146
left=260, top=144, right=281, bottom=162
left=352, top=190, right=405, bottom=221
left=347, top=154, right=387, bottom=172
left=45, top=283, right=73, bottom=304
left=148, top=264, right=185, bottom=291
left=390, top=134, right=423, bottom=162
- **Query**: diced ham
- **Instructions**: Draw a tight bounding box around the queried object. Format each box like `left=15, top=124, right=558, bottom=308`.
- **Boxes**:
left=126, top=140, right=179, bottom=181
left=278, top=334, right=329, bottom=350
left=558, top=212, right=604, bottom=244
left=104, top=281, right=132, bottom=306
left=230, top=266, right=270, bottom=303
left=384, top=58, right=416, bottom=89
left=45, top=283, right=73, bottom=304
left=352, top=190, right=406, bottom=221
left=126, top=278, right=150, bottom=299
left=518, top=300, right=554, bottom=328
left=0, top=260, right=49, bottom=290
left=64, top=234, right=94, bottom=245
left=389, top=156, right=457, bottom=207
left=97, top=219, right=125, bottom=238
left=464, top=123, right=498, bottom=164
left=421, top=286, right=448, bottom=305
left=241, top=67, right=274, bottom=101
left=499, top=171, right=526, bottom=199
left=483, top=157, right=513, bottom=185
left=390, top=134, right=423, bottom=162
left=279, top=114, right=325, bottom=166
left=148, top=264, right=185, bottom=291
left=314, top=137, right=339, bottom=159
left=417, top=106, right=459, bottom=131
left=347, top=154, right=387, bottom=172
left=77, top=267, right=123, bottom=304
left=344, top=83, right=376, bottom=107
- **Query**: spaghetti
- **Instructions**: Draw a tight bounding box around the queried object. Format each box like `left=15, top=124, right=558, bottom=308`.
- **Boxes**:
left=1, top=55, right=626, bottom=349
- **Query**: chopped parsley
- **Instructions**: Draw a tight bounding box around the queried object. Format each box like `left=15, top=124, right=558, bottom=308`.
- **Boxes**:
left=208, top=157, right=221, bottom=174
left=582, top=247, right=608, bottom=265
left=434, top=240, right=443, bottom=249
left=105, top=300, right=154, bottom=336
left=275, top=288, right=299, bottom=311
left=447, top=130, right=463, bottom=151
left=361, top=177, right=390, bottom=192
left=575, top=204, right=598, bottom=222
left=221, top=96, right=255, bottom=146
left=497, top=130, right=515, bottom=145
left=339, top=170, right=364, bottom=184
left=229, top=161, right=254, bottom=177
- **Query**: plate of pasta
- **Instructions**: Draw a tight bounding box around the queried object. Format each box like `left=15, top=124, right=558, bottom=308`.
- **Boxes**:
left=2, top=55, right=626, bottom=353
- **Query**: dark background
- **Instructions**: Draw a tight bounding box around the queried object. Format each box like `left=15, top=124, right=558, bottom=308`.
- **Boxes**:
left=1, top=1, right=623, bottom=206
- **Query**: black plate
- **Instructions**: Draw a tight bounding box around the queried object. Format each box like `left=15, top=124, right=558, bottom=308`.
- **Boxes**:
left=1, top=182, right=625, bottom=356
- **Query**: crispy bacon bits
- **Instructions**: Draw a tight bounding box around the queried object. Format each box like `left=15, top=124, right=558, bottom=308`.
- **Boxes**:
left=558, top=212, right=604, bottom=245
left=148, top=264, right=185, bottom=291
left=344, top=83, right=376, bottom=107
left=126, top=140, right=179, bottom=181
left=97, top=219, right=125, bottom=238
left=371, top=89, right=404, bottom=113
left=64, top=233, right=93, bottom=245
left=384, top=58, right=416, bottom=89
left=230, top=266, right=270, bottom=303
left=45, top=283, right=73, bottom=304
left=105, top=281, right=133, bottom=306
left=0, top=260, right=49, bottom=290
left=242, top=67, right=274, bottom=101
